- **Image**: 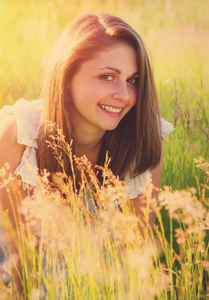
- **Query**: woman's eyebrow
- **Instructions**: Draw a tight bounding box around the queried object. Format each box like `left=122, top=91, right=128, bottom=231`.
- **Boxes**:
left=97, top=67, right=139, bottom=76
left=132, top=71, right=139, bottom=76
left=97, top=66, right=121, bottom=74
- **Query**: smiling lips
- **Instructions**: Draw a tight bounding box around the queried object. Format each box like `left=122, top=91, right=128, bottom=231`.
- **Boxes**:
left=99, top=104, right=123, bottom=113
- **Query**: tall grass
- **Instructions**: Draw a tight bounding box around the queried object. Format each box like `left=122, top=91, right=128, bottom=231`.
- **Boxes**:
left=0, top=132, right=208, bottom=299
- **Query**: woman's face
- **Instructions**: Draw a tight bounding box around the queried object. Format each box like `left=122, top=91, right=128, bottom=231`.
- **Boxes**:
left=69, top=42, right=138, bottom=137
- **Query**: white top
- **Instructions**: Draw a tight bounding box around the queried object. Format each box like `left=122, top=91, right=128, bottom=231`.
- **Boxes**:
left=0, top=98, right=174, bottom=198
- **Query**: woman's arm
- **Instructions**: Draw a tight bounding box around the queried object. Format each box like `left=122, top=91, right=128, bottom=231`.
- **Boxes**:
left=0, top=114, right=26, bottom=169
left=130, top=155, right=163, bottom=236
left=0, top=114, right=26, bottom=294
left=0, top=114, right=26, bottom=225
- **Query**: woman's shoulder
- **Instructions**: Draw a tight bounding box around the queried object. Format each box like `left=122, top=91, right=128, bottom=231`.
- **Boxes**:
left=0, top=99, right=42, bottom=187
left=0, top=114, right=25, bottom=172
left=0, top=98, right=42, bottom=148
left=160, top=117, right=175, bottom=139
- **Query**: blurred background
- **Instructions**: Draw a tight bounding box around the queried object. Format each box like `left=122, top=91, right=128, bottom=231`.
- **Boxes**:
left=0, top=0, right=208, bottom=190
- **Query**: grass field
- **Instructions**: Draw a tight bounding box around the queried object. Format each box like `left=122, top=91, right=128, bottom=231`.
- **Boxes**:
left=0, top=0, right=208, bottom=189
left=0, top=0, right=208, bottom=298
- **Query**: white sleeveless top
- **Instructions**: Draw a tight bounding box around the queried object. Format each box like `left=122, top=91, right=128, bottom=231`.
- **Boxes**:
left=0, top=99, right=174, bottom=198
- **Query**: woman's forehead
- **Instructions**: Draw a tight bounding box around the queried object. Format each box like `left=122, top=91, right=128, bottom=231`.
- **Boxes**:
left=78, top=43, right=138, bottom=75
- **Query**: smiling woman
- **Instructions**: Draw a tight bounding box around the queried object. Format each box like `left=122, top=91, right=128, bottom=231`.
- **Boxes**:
left=0, top=12, right=174, bottom=293
left=36, top=13, right=174, bottom=182
left=69, top=42, right=138, bottom=135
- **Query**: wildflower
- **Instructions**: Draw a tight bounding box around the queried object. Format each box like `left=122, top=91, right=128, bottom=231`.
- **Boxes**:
left=194, top=157, right=209, bottom=176
left=175, top=228, right=187, bottom=244
left=201, top=261, right=209, bottom=271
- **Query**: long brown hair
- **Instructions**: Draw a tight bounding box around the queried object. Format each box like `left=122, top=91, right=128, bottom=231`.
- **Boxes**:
left=37, top=13, right=161, bottom=181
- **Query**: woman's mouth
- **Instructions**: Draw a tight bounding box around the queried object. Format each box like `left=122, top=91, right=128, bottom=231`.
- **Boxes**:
left=99, top=104, right=123, bottom=113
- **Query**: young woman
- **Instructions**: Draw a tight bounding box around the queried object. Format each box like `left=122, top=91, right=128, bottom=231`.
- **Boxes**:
left=0, top=12, right=174, bottom=288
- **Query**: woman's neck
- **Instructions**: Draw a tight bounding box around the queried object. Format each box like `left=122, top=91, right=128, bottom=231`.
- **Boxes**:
left=73, top=127, right=105, bottom=166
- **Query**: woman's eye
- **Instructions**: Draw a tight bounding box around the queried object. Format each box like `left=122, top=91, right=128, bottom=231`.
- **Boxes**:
left=100, top=74, right=114, bottom=81
left=128, top=77, right=138, bottom=86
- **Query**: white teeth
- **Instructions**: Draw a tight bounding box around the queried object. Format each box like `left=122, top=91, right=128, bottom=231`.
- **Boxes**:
left=100, top=105, right=122, bottom=113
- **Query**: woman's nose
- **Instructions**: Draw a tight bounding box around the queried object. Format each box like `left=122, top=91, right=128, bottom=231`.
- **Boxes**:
left=112, top=81, right=130, bottom=102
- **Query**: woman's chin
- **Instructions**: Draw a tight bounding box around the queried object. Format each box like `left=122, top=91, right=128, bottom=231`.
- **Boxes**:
left=102, top=123, right=119, bottom=131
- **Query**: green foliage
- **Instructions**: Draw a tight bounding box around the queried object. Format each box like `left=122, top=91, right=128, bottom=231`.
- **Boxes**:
left=0, top=0, right=208, bottom=190
left=0, top=147, right=208, bottom=299
left=0, top=2, right=208, bottom=296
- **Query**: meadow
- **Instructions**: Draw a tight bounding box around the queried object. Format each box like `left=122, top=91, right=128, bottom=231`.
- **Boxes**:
left=0, top=0, right=208, bottom=298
